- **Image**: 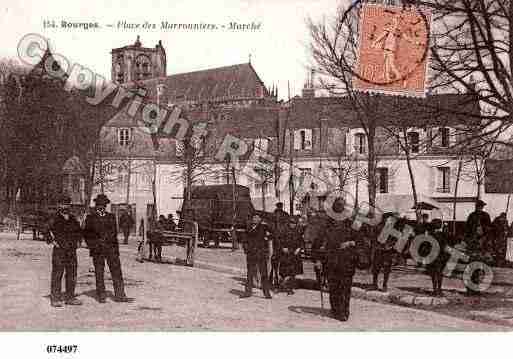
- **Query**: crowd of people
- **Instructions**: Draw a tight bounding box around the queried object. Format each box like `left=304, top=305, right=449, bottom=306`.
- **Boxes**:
left=44, top=192, right=511, bottom=320
left=239, top=199, right=513, bottom=322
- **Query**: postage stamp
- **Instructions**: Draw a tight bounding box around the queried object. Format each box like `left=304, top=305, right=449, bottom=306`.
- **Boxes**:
left=353, top=3, right=432, bottom=97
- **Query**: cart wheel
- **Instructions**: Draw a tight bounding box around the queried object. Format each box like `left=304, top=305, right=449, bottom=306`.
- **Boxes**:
left=203, top=232, right=210, bottom=248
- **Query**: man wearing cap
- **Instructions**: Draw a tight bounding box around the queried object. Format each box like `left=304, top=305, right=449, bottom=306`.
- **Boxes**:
left=84, top=194, right=130, bottom=303
left=47, top=195, right=83, bottom=307
left=370, top=212, right=400, bottom=292
left=119, top=209, right=134, bottom=245
left=277, top=217, right=304, bottom=295
left=240, top=214, right=273, bottom=299
left=464, top=200, right=492, bottom=252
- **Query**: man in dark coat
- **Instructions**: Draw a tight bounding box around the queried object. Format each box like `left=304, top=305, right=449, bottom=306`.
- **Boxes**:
left=371, top=212, right=400, bottom=292
left=464, top=200, right=492, bottom=252
left=324, top=215, right=358, bottom=321
left=426, top=219, right=450, bottom=296
left=240, top=214, right=273, bottom=299
left=119, top=209, right=134, bottom=245
left=166, top=213, right=176, bottom=231
left=48, top=195, right=83, bottom=307
left=149, top=215, right=167, bottom=262
left=277, top=217, right=304, bottom=294
left=492, top=212, right=509, bottom=266
left=84, top=194, right=131, bottom=303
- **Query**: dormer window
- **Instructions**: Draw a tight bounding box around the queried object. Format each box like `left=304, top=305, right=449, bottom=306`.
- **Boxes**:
left=440, top=127, right=450, bottom=148
left=407, top=131, right=420, bottom=153
left=118, top=128, right=132, bottom=147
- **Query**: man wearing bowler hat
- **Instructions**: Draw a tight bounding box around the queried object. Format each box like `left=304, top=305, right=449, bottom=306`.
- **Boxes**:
left=48, top=194, right=83, bottom=307
left=84, top=194, right=131, bottom=303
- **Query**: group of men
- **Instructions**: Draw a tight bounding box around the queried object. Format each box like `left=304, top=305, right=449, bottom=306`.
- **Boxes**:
left=239, top=201, right=357, bottom=322
left=239, top=198, right=513, bottom=322
left=240, top=203, right=304, bottom=299
left=465, top=199, right=511, bottom=266
left=48, top=194, right=131, bottom=307
left=47, top=191, right=510, bottom=319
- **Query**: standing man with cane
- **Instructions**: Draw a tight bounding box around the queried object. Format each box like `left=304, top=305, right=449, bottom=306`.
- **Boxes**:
left=240, top=214, right=273, bottom=299
left=84, top=194, right=131, bottom=304
left=324, top=199, right=358, bottom=321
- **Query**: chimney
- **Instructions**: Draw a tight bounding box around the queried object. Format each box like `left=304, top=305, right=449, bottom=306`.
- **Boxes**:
left=302, top=69, right=315, bottom=98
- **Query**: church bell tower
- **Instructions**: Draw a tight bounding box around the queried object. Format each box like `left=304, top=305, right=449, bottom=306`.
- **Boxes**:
left=111, top=36, right=167, bottom=84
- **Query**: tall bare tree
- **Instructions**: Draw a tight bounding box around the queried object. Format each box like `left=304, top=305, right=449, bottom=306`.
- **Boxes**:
left=425, top=0, right=513, bottom=148
left=307, top=3, right=390, bottom=217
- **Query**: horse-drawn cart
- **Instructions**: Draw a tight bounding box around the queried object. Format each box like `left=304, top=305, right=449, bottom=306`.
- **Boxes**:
left=138, top=220, right=199, bottom=266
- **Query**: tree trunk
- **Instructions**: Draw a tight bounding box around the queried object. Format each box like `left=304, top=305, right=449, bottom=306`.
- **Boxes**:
left=274, top=155, right=280, bottom=200
left=405, top=154, right=420, bottom=221
left=289, top=133, right=294, bottom=215
left=85, top=157, right=95, bottom=208
left=452, top=159, right=463, bottom=236
left=126, top=158, right=132, bottom=205
left=261, top=184, right=266, bottom=212
left=367, top=126, right=377, bottom=218
left=402, top=130, right=420, bottom=222
left=99, top=156, right=104, bottom=194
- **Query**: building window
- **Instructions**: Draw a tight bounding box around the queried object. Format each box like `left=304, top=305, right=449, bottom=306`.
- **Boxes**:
left=118, top=128, right=132, bottom=147
left=255, top=181, right=270, bottom=196
left=407, top=131, right=420, bottom=153
left=355, top=133, right=366, bottom=154
left=299, top=168, right=312, bottom=187
left=294, top=129, right=312, bottom=151
left=437, top=167, right=451, bottom=193
left=300, top=130, right=306, bottom=150
left=376, top=167, right=389, bottom=194
left=254, top=138, right=269, bottom=153
left=440, top=127, right=450, bottom=148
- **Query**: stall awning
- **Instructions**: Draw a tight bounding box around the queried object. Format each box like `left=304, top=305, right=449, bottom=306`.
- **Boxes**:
left=375, top=194, right=451, bottom=219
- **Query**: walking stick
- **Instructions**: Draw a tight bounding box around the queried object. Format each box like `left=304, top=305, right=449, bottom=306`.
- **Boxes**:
left=315, top=264, right=324, bottom=310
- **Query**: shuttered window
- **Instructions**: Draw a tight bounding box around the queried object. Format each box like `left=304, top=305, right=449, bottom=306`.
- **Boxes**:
left=440, top=127, right=450, bottom=148
left=354, top=133, right=367, bottom=154
left=376, top=167, right=389, bottom=194
left=294, top=129, right=313, bottom=151
left=436, top=167, right=451, bottom=193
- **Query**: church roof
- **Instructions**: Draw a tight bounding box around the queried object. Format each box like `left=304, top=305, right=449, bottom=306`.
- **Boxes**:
left=136, top=62, right=270, bottom=104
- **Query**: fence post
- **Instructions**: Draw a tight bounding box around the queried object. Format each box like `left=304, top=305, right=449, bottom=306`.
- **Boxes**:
left=189, top=221, right=198, bottom=266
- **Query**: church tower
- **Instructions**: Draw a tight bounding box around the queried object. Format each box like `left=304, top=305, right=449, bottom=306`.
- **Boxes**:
left=111, top=36, right=167, bottom=84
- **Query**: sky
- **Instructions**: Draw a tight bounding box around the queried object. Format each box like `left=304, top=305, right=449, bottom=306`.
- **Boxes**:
left=0, top=0, right=342, bottom=100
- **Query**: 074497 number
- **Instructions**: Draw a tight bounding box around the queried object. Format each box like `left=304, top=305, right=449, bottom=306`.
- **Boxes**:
left=46, top=345, right=78, bottom=354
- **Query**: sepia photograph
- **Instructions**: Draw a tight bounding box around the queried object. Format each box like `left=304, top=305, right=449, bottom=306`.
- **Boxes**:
left=1, top=0, right=513, bottom=354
